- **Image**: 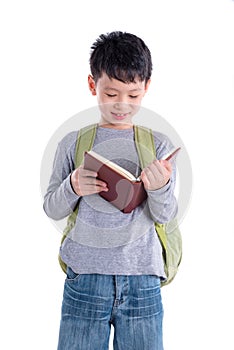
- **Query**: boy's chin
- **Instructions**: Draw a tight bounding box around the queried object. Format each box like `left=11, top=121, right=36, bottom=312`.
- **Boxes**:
left=103, top=115, right=134, bottom=126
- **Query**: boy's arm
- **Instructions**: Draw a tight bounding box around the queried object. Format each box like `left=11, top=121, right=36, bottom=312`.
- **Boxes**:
left=140, top=132, right=178, bottom=223
left=43, top=132, right=108, bottom=220
left=144, top=162, right=178, bottom=223
left=43, top=137, right=80, bottom=220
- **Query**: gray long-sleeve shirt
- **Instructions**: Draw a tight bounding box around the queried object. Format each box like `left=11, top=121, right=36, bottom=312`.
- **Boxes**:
left=43, top=126, right=177, bottom=278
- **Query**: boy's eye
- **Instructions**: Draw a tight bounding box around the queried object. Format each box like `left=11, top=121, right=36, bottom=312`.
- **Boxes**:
left=105, top=93, right=117, bottom=97
left=105, top=93, right=139, bottom=99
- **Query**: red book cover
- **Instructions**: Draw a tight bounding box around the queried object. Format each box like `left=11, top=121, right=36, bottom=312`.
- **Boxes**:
left=83, top=151, right=147, bottom=213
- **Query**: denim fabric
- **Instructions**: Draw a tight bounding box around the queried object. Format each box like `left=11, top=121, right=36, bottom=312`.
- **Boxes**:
left=57, top=268, right=164, bottom=350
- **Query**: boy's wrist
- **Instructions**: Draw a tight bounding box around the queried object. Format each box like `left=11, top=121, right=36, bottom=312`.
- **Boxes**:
left=146, top=179, right=171, bottom=195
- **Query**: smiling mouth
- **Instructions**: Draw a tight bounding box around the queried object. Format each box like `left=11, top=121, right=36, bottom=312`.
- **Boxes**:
left=111, top=112, right=130, bottom=120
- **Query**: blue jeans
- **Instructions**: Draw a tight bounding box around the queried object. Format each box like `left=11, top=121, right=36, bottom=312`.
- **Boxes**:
left=57, top=268, right=164, bottom=350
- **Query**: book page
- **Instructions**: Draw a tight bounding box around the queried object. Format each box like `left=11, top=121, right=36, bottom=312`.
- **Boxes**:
left=87, top=151, right=140, bottom=182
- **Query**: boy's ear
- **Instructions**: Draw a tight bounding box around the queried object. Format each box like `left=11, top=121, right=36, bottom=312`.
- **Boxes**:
left=144, top=79, right=151, bottom=94
left=88, top=75, right=97, bottom=96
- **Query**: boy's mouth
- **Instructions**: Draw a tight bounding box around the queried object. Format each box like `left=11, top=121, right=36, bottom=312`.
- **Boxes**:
left=111, top=112, right=130, bottom=120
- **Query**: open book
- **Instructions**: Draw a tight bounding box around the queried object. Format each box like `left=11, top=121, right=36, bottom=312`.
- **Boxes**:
left=83, top=147, right=180, bottom=213
left=83, top=150, right=147, bottom=213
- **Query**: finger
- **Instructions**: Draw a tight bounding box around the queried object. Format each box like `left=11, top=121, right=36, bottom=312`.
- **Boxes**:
left=80, top=184, right=109, bottom=196
left=82, top=177, right=108, bottom=188
left=78, top=167, right=98, bottom=178
left=143, top=167, right=158, bottom=184
left=72, top=167, right=97, bottom=182
left=152, top=160, right=166, bottom=176
left=142, top=161, right=170, bottom=190
left=150, top=160, right=171, bottom=178
left=145, top=161, right=162, bottom=179
left=158, top=160, right=172, bottom=173
left=140, top=171, right=150, bottom=189
left=142, top=166, right=162, bottom=189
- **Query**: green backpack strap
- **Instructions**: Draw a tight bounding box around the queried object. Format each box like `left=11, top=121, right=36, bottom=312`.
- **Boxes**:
left=58, top=123, right=98, bottom=273
left=134, top=125, right=182, bottom=286
left=134, top=124, right=167, bottom=251
left=134, top=125, right=155, bottom=167
left=157, top=218, right=182, bottom=286
left=74, top=123, right=98, bottom=168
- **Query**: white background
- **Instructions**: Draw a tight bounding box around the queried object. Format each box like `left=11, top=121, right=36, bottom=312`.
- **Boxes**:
left=1, top=0, right=234, bottom=349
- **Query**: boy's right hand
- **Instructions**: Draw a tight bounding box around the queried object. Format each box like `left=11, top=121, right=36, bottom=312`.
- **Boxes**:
left=70, top=165, right=108, bottom=196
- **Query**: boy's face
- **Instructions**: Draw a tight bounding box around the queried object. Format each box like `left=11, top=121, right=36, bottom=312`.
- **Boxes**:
left=88, top=73, right=150, bottom=129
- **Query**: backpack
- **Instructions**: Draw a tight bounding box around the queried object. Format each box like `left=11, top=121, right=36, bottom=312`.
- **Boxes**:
left=59, top=123, right=182, bottom=286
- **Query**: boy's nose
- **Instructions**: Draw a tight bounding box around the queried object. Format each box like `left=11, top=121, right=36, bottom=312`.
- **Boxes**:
left=113, top=102, right=130, bottom=111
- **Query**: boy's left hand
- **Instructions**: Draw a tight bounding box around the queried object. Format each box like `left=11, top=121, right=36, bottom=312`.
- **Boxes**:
left=141, top=160, right=172, bottom=191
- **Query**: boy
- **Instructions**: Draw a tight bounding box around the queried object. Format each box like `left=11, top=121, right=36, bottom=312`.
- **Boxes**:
left=44, top=31, right=177, bottom=350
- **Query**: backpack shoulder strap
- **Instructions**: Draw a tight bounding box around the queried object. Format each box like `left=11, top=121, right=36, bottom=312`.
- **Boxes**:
left=134, top=125, right=156, bottom=169
left=59, top=123, right=98, bottom=273
left=74, top=123, right=98, bottom=167
left=134, top=125, right=171, bottom=284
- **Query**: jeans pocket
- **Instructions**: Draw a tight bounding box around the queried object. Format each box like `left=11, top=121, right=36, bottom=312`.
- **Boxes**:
left=152, top=275, right=161, bottom=288
left=66, top=266, right=80, bottom=282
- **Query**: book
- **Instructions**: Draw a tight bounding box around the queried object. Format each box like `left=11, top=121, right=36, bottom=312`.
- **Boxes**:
left=83, top=147, right=181, bottom=213
left=161, top=147, right=181, bottom=161
left=83, top=150, right=147, bottom=213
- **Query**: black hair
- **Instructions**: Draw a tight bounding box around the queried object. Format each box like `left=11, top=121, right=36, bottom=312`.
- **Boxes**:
left=89, top=31, right=152, bottom=84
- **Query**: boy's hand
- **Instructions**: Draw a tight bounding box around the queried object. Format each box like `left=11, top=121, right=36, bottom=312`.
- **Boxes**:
left=71, top=165, right=108, bottom=196
left=141, top=160, right=172, bottom=191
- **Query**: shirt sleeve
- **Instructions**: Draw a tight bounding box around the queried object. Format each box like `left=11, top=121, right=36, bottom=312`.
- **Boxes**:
left=145, top=131, right=178, bottom=223
left=43, top=132, right=81, bottom=220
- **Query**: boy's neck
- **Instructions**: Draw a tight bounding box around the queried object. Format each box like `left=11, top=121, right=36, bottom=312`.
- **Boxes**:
left=98, top=122, right=133, bottom=130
